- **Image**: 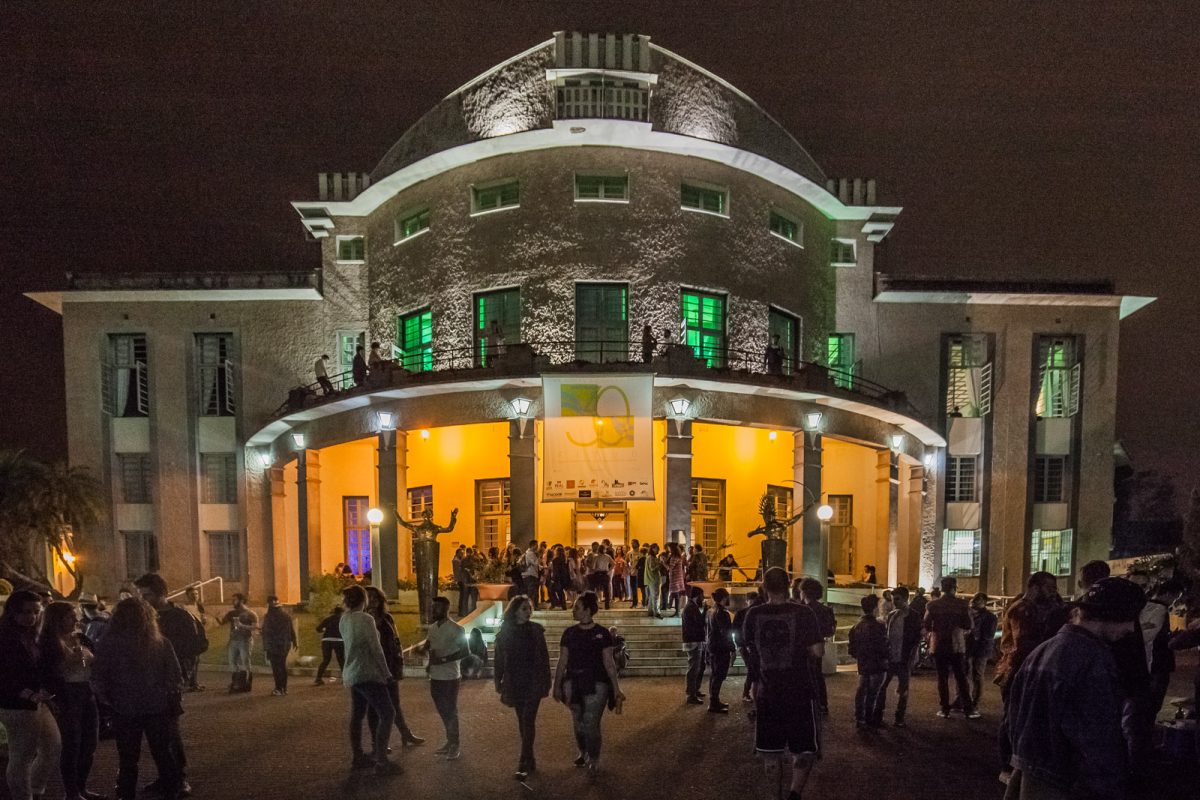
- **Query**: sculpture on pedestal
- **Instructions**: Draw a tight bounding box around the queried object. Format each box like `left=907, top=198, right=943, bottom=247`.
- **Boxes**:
left=749, top=493, right=804, bottom=573
left=398, top=507, right=458, bottom=623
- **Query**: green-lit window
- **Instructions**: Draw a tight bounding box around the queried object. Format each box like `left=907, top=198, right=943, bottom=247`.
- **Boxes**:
left=395, top=209, right=430, bottom=242
left=1035, top=336, right=1079, bottom=418
left=830, top=239, right=857, bottom=266
left=769, top=211, right=801, bottom=245
left=767, top=308, right=800, bottom=374
left=942, top=529, right=981, bottom=577
left=472, top=181, right=520, bottom=214
left=576, top=283, right=628, bottom=363
left=475, top=288, right=520, bottom=366
left=395, top=309, right=433, bottom=373
left=336, top=236, right=365, bottom=262
left=681, top=290, right=726, bottom=367
left=827, top=333, right=855, bottom=389
left=575, top=174, right=629, bottom=202
left=681, top=183, right=727, bottom=216
left=1031, top=528, right=1073, bottom=577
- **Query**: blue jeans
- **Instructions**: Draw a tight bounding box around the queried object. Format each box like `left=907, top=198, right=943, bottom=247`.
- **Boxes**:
left=228, top=637, right=251, bottom=672
left=646, top=581, right=662, bottom=616
left=568, top=682, right=610, bottom=762
left=430, top=679, right=460, bottom=747
left=855, top=672, right=885, bottom=724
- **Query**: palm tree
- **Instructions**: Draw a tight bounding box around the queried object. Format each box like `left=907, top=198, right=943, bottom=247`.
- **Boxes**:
left=0, top=449, right=106, bottom=598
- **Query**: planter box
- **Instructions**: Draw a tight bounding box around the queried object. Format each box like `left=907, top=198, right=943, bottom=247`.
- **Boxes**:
left=395, top=590, right=420, bottom=612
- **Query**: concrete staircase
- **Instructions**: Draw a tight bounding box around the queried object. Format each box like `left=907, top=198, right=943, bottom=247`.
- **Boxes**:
left=529, top=607, right=747, bottom=678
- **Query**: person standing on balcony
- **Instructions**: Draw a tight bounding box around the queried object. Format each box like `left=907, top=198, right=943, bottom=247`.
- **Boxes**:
left=486, top=319, right=505, bottom=366
left=368, top=341, right=385, bottom=377
left=764, top=334, right=785, bottom=375
left=314, top=354, right=335, bottom=395
left=641, top=324, right=657, bottom=363
left=352, top=345, right=368, bottom=387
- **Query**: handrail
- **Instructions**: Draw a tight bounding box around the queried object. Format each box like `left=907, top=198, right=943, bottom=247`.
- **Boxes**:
left=166, top=576, right=224, bottom=605
left=274, top=339, right=917, bottom=419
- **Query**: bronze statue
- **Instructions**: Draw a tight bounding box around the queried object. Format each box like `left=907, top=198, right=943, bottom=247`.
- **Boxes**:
left=749, top=494, right=803, bottom=541
left=397, top=507, right=458, bottom=542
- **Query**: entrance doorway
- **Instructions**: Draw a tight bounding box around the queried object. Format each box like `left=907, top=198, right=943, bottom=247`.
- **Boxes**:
left=573, top=499, right=627, bottom=548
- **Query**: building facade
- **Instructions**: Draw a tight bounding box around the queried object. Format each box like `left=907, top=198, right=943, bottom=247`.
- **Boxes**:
left=29, top=32, right=1152, bottom=601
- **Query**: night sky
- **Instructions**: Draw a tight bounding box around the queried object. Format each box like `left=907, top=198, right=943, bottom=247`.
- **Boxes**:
left=2, top=3, right=1196, bottom=493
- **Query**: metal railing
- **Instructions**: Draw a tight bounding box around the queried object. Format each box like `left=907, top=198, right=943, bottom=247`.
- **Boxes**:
left=275, top=339, right=913, bottom=418
left=165, top=576, right=225, bottom=605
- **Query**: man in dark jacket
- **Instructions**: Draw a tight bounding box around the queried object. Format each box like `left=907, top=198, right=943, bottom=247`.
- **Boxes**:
left=1005, top=577, right=1145, bottom=800
left=848, top=594, right=889, bottom=727
left=796, top=578, right=837, bottom=715
left=733, top=590, right=762, bottom=703
left=681, top=586, right=708, bottom=704
left=352, top=344, right=368, bottom=386
left=924, top=576, right=978, bottom=719
left=706, top=588, right=735, bottom=712
left=877, top=585, right=922, bottom=727
left=261, top=596, right=298, bottom=696
left=133, top=573, right=198, bottom=797
left=963, top=592, right=998, bottom=710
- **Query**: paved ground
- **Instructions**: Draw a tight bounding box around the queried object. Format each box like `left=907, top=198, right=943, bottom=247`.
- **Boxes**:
left=3, top=659, right=1196, bottom=800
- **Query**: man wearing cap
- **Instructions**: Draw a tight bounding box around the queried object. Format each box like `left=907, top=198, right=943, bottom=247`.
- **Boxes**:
left=78, top=593, right=110, bottom=647
left=1004, top=577, right=1145, bottom=800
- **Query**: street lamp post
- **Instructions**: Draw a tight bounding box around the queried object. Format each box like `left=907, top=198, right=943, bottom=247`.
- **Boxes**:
left=367, top=507, right=384, bottom=591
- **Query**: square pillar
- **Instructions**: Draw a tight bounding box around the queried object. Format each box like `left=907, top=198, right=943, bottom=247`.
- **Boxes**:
left=376, top=430, right=399, bottom=599
left=269, top=466, right=295, bottom=602
left=396, top=431, right=410, bottom=579
left=800, top=431, right=825, bottom=583
left=920, top=451, right=942, bottom=591
left=876, top=449, right=899, bottom=586
left=296, top=449, right=322, bottom=602
left=509, top=419, right=537, bottom=540
left=665, top=418, right=693, bottom=545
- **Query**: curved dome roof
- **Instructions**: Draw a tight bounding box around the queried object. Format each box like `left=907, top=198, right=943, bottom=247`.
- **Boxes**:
left=371, top=33, right=826, bottom=188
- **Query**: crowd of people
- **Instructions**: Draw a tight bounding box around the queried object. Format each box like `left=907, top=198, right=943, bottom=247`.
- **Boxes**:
left=1, top=555, right=1198, bottom=800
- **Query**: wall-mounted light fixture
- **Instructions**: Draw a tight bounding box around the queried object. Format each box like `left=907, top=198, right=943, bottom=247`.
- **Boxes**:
left=510, top=397, right=533, bottom=417
left=420, top=429, right=431, bottom=440
left=803, top=411, right=824, bottom=432
left=254, top=448, right=273, bottom=470
left=668, top=397, right=692, bottom=418
left=768, top=430, right=778, bottom=441
left=291, top=432, right=306, bottom=450
left=923, top=452, right=935, bottom=469
left=376, top=411, right=397, bottom=431
left=592, top=511, right=608, bottom=529
left=889, top=433, right=905, bottom=451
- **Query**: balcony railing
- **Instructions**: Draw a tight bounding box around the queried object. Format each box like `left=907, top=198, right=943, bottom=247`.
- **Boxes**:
left=275, top=339, right=913, bottom=418
left=67, top=270, right=322, bottom=292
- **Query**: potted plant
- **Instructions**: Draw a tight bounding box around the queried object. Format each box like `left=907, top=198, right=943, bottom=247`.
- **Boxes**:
left=476, top=559, right=514, bottom=601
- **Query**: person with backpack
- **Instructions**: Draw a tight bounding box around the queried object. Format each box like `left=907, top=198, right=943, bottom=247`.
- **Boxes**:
left=133, top=573, right=201, bottom=796
left=314, top=606, right=345, bottom=685
left=219, top=594, right=258, bottom=694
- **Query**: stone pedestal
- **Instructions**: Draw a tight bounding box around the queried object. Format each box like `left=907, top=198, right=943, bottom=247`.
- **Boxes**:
left=761, top=538, right=788, bottom=573
left=413, top=538, right=440, bottom=624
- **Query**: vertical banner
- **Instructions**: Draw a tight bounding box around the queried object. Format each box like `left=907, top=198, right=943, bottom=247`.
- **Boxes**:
left=542, top=374, right=654, bottom=501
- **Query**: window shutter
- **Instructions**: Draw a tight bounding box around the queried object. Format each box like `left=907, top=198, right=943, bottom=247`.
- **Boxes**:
left=135, top=361, right=149, bottom=415
left=978, top=362, right=994, bottom=416
left=1068, top=363, right=1081, bottom=416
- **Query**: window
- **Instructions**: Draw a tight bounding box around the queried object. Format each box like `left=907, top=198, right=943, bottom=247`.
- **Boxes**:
left=337, top=236, right=365, bottom=262
left=942, top=529, right=982, bottom=577
left=104, top=334, right=149, bottom=417
left=475, top=288, right=521, bottom=367
left=945, top=334, right=991, bottom=417
left=691, top=479, right=725, bottom=555
left=1034, top=456, right=1066, bottom=503
left=343, top=497, right=371, bottom=576
left=118, top=454, right=152, bottom=504
left=123, top=531, right=158, bottom=578
left=408, top=485, right=434, bottom=520
left=337, top=330, right=366, bottom=389
left=395, top=209, right=430, bottom=242
left=1036, top=336, right=1080, bottom=418
left=765, top=485, right=792, bottom=523
left=575, top=283, right=628, bottom=363
left=196, top=333, right=235, bottom=417
left=681, top=183, right=727, bottom=216
left=575, top=174, right=629, bottom=202
left=471, top=181, right=519, bottom=214
left=827, top=494, right=855, bottom=575
left=827, top=333, right=856, bottom=389
left=395, top=309, right=433, bottom=373
left=828, top=495, right=853, bottom=526
left=681, top=290, right=726, bottom=367
left=555, top=76, right=649, bottom=121
left=206, top=531, right=243, bottom=581
left=946, top=456, right=977, bottom=503
left=769, top=211, right=802, bottom=246
left=767, top=308, right=801, bottom=374
left=1031, top=528, right=1073, bottom=576
left=477, top=479, right=511, bottom=552
left=830, top=239, right=857, bottom=266
left=200, top=453, right=237, bottom=504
